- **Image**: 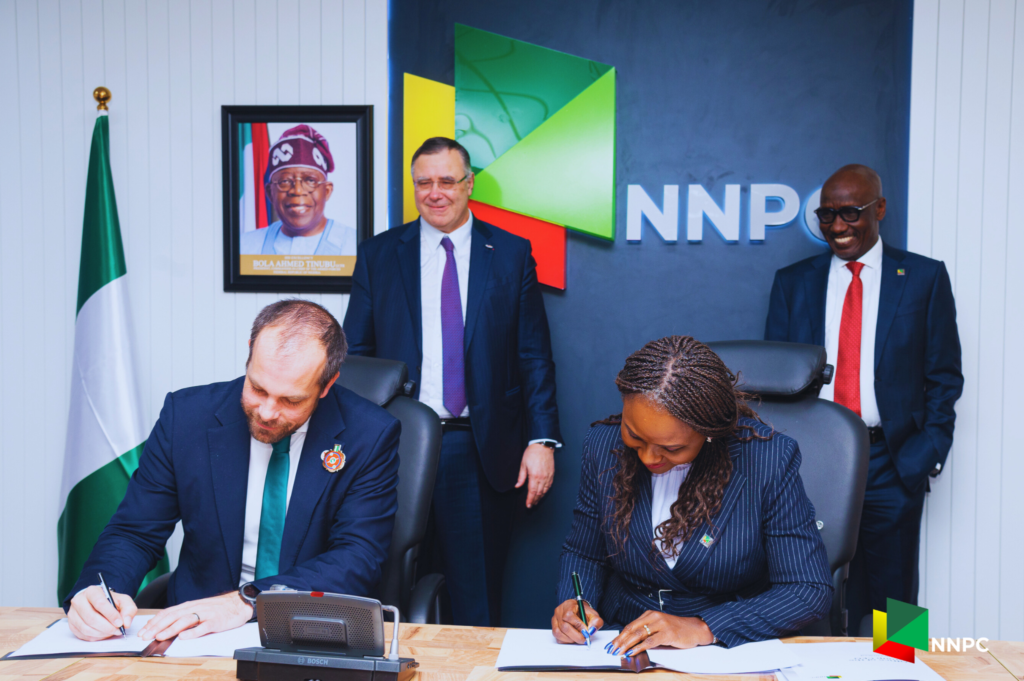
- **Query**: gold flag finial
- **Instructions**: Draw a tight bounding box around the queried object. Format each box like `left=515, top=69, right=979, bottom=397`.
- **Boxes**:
left=93, top=87, right=111, bottom=111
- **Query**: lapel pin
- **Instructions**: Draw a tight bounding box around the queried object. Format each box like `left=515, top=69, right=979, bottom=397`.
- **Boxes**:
left=700, top=533, right=714, bottom=548
left=321, top=444, right=346, bottom=473
left=485, top=243, right=494, bottom=249
left=897, top=268, right=905, bottom=276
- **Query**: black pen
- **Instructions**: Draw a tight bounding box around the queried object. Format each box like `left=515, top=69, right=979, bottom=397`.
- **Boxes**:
left=571, top=571, right=591, bottom=647
left=98, top=572, right=127, bottom=638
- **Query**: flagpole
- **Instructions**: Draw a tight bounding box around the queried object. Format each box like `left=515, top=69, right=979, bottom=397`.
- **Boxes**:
left=57, top=84, right=168, bottom=603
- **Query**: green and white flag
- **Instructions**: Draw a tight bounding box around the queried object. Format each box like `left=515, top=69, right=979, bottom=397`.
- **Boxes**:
left=57, top=111, right=167, bottom=603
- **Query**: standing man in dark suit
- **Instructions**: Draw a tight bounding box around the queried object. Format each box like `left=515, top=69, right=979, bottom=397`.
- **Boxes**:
left=344, top=137, right=561, bottom=626
left=765, top=164, right=962, bottom=631
left=65, top=300, right=400, bottom=642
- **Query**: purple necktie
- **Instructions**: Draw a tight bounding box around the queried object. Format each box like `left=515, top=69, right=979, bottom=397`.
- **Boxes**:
left=440, top=236, right=467, bottom=416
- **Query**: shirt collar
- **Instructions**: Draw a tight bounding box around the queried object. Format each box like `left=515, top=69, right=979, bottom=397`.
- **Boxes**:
left=831, top=236, right=884, bottom=273
left=420, top=210, right=474, bottom=253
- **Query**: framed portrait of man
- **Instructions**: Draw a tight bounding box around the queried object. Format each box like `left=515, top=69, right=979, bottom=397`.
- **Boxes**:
left=222, top=105, right=372, bottom=292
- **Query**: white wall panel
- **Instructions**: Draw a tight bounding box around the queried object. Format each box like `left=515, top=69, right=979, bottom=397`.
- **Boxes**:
left=910, top=0, right=1024, bottom=642
left=0, top=0, right=387, bottom=607
left=38, top=0, right=70, bottom=607
left=974, top=0, right=1015, bottom=639
left=999, top=0, right=1024, bottom=643
left=19, top=0, right=51, bottom=605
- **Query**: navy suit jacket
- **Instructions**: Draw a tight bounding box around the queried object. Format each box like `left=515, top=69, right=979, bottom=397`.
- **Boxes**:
left=558, top=421, right=832, bottom=648
left=343, top=218, right=561, bottom=492
left=764, top=243, right=963, bottom=491
left=64, top=377, right=400, bottom=609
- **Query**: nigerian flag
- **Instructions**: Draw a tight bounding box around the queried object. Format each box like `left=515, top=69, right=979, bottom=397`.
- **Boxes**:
left=56, top=110, right=167, bottom=603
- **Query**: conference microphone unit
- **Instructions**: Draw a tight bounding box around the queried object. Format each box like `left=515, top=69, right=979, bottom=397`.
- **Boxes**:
left=234, top=590, right=417, bottom=681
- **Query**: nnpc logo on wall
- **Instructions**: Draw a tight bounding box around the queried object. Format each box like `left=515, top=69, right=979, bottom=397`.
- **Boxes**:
left=874, top=598, right=928, bottom=662
left=403, top=25, right=616, bottom=289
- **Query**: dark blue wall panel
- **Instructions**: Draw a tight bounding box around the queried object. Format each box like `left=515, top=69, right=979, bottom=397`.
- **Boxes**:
left=388, top=0, right=913, bottom=628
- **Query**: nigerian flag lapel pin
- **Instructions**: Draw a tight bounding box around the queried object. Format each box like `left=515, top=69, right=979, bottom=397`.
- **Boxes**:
left=321, top=444, right=346, bottom=473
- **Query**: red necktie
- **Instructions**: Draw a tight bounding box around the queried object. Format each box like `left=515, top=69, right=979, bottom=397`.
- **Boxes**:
left=835, top=261, right=865, bottom=416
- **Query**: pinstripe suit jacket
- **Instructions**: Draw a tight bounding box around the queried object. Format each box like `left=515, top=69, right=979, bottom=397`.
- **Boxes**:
left=557, top=420, right=832, bottom=648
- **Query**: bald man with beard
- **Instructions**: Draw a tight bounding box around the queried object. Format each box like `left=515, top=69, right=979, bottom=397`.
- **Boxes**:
left=765, top=164, right=963, bottom=634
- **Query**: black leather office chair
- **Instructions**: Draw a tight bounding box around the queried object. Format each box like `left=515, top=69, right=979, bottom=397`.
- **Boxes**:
left=707, top=341, right=869, bottom=636
left=138, top=356, right=446, bottom=623
left=334, top=356, right=446, bottom=623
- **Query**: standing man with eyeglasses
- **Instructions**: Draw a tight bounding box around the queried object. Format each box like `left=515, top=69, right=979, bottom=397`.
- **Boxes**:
left=765, top=164, right=962, bottom=634
left=240, top=124, right=357, bottom=256
left=343, top=137, right=561, bottom=626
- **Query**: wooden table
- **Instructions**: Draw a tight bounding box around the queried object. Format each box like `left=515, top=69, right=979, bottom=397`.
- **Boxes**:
left=0, top=608, right=1019, bottom=681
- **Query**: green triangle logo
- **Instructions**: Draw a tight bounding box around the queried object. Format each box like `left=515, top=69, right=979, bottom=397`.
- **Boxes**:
left=887, top=598, right=929, bottom=651
left=455, top=24, right=612, bottom=169
left=471, top=69, right=616, bottom=240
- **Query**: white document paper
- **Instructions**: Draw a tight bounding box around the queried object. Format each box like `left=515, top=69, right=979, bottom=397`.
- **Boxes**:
left=496, top=629, right=623, bottom=668
left=778, top=642, right=945, bottom=681
left=6, top=616, right=155, bottom=658
left=164, top=622, right=261, bottom=657
left=6, top=616, right=260, bottom=660
left=496, top=628, right=802, bottom=674
left=648, top=639, right=802, bottom=674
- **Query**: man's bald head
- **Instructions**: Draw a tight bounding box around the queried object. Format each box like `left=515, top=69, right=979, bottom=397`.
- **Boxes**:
left=817, top=164, right=886, bottom=261
left=823, top=164, right=883, bottom=198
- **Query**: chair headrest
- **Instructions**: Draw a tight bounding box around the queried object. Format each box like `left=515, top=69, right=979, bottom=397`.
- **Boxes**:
left=335, top=355, right=409, bottom=406
left=706, top=341, right=830, bottom=397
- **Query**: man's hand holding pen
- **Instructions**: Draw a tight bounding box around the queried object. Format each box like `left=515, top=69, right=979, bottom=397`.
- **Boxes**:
left=67, top=585, right=138, bottom=641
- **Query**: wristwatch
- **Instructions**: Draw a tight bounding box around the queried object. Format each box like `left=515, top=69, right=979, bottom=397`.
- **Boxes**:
left=239, top=582, right=260, bottom=622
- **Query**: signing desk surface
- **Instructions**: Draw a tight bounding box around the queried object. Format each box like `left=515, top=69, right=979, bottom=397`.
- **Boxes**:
left=0, top=608, right=1020, bottom=681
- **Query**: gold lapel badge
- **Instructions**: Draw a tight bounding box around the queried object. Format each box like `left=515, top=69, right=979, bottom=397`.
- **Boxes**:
left=321, top=444, right=346, bottom=473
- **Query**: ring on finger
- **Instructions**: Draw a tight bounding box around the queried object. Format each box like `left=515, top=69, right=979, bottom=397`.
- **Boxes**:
left=192, top=613, right=200, bottom=623
left=643, top=624, right=652, bottom=637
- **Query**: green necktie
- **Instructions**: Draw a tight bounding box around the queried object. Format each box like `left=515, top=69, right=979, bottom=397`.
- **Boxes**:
left=255, top=435, right=290, bottom=580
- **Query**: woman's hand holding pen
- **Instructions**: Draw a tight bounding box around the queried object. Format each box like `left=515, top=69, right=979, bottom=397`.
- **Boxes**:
left=551, top=599, right=604, bottom=644
left=607, top=611, right=714, bottom=657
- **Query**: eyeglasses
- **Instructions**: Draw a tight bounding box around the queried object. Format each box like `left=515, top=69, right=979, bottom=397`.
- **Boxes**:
left=414, top=175, right=469, bottom=192
left=269, top=176, right=327, bottom=193
left=814, top=198, right=879, bottom=225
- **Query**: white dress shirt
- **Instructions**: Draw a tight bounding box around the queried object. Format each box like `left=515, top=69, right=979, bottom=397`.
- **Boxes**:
left=819, top=237, right=883, bottom=427
left=239, top=418, right=311, bottom=585
left=419, top=213, right=473, bottom=419
left=417, top=212, right=559, bottom=447
left=651, top=462, right=692, bottom=569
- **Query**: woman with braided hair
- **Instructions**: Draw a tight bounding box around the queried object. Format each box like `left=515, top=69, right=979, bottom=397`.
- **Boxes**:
left=551, top=336, right=831, bottom=651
